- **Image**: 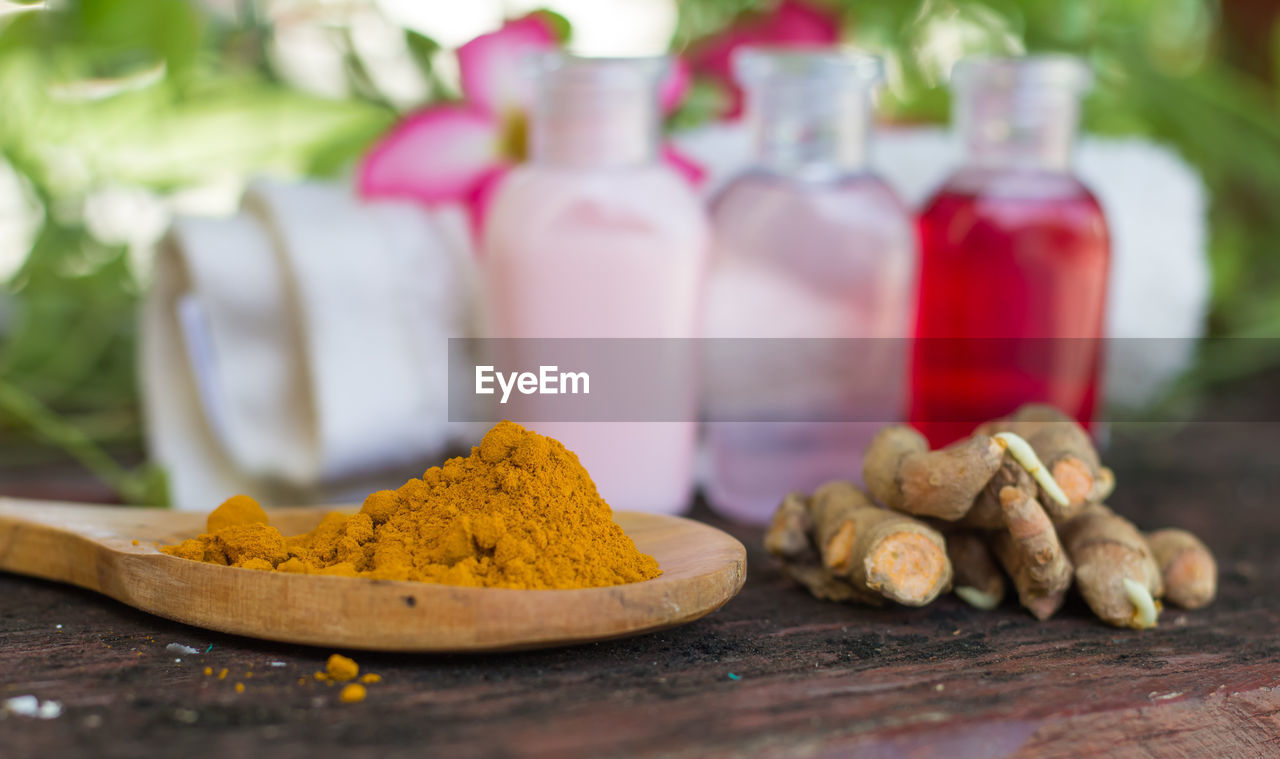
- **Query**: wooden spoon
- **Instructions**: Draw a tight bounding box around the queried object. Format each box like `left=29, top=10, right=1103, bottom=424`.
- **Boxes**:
left=0, top=498, right=747, bottom=652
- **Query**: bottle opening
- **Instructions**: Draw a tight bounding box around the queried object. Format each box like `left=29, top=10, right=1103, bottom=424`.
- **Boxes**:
left=950, top=54, right=1093, bottom=171
left=529, top=53, right=667, bottom=168
left=732, top=47, right=884, bottom=178
left=733, top=46, right=884, bottom=92
left=951, top=54, right=1093, bottom=96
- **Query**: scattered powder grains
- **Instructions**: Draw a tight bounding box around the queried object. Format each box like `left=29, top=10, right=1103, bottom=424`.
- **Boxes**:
left=319, top=654, right=359, bottom=683
left=309, top=654, right=380, bottom=702
left=162, top=421, right=660, bottom=589
left=193, top=651, right=381, bottom=700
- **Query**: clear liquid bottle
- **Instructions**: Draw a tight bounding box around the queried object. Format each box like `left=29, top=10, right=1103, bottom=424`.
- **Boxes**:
left=910, top=56, right=1109, bottom=447
left=704, top=49, right=916, bottom=524
left=482, top=54, right=709, bottom=514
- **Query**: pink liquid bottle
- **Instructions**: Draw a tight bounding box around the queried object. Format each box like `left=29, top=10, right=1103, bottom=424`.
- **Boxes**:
left=911, top=56, right=1109, bottom=447
left=482, top=54, right=709, bottom=514
left=704, top=49, right=916, bottom=523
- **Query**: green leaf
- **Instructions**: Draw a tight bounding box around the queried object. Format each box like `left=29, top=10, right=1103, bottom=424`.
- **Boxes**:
left=0, top=379, right=165, bottom=505
left=0, top=53, right=392, bottom=191
left=404, top=29, right=439, bottom=77
left=0, top=0, right=204, bottom=76
left=527, top=9, right=573, bottom=44
left=667, top=79, right=729, bottom=131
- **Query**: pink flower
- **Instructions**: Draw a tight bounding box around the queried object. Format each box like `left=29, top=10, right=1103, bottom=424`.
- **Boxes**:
left=358, top=15, right=702, bottom=233
left=358, top=16, right=553, bottom=209
left=686, top=0, right=841, bottom=118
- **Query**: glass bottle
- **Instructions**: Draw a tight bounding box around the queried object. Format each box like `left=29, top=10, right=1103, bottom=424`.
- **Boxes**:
left=482, top=54, right=709, bottom=514
left=910, top=55, right=1109, bottom=447
left=703, top=49, right=916, bottom=524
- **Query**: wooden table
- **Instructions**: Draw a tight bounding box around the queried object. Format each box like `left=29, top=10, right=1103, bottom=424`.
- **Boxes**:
left=2, top=400, right=1278, bottom=757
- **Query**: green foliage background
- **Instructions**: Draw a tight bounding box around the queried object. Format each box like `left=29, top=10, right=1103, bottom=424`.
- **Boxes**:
left=2, top=0, right=1278, bottom=502
left=0, top=0, right=396, bottom=501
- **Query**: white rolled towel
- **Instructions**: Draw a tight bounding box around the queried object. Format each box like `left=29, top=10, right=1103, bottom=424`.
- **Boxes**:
left=141, top=179, right=476, bottom=510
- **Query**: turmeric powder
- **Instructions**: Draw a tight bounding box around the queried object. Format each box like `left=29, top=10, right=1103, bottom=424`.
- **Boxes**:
left=339, top=683, right=367, bottom=704
left=323, top=654, right=358, bottom=682
left=205, top=495, right=268, bottom=532
left=162, top=421, right=661, bottom=590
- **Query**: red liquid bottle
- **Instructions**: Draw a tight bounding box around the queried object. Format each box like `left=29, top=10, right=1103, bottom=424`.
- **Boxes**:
left=911, top=56, right=1109, bottom=446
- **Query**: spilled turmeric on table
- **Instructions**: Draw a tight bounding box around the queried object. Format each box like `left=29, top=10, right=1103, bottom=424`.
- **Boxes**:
left=339, top=683, right=367, bottom=704
left=162, top=421, right=661, bottom=589
left=317, top=654, right=358, bottom=683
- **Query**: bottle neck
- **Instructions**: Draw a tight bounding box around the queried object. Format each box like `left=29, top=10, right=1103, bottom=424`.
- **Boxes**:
left=952, top=56, right=1090, bottom=173
left=530, top=56, right=662, bottom=169
left=957, top=90, right=1079, bottom=171
left=734, top=50, right=882, bottom=179
left=746, top=83, right=872, bottom=178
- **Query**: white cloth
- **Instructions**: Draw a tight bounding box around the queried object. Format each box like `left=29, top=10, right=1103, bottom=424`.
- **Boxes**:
left=676, top=123, right=1211, bottom=406
left=141, top=179, right=476, bottom=510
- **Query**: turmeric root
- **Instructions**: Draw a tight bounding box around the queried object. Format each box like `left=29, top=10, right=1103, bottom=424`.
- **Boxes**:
left=777, top=560, right=878, bottom=605
left=978, top=404, right=1104, bottom=519
left=947, top=531, right=1005, bottom=611
left=961, top=455, right=1035, bottom=530
left=974, top=403, right=1061, bottom=437
left=957, top=433, right=1070, bottom=528
left=764, top=492, right=814, bottom=562
left=764, top=492, right=882, bottom=605
left=955, top=498, right=1003, bottom=530
left=770, top=409, right=1216, bottom=631
left=989, top=466, right=1073, bottom=620
left=1146, top=528, right=1217, bottom=610
left=861, top=425, right=1005, bottom=521
left=808, top=480, right=953, bottom=606
left=1061, top=505, right=1164, bottom=628
left=1092, top=466, right=1116, bottom=503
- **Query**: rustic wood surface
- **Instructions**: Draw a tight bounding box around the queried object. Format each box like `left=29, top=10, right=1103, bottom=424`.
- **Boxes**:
left=0, top=503, right=746, bottom=652
left=1, top=394, right=1279, bottom=756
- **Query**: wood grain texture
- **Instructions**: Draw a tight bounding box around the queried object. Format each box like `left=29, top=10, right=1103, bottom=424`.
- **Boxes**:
left=0, top=502, right=747, bottom=652
left=1, top=405, right=1279, bottom=757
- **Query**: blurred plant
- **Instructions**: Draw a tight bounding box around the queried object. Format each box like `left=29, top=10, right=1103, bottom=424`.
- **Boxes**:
left=357, top=13, right=702, bottom=233
left=683, top=0, right=840, bottom=118
left=0, top=0, right=408, bottom=502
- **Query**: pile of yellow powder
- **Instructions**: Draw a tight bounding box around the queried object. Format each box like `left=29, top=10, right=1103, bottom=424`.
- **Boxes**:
left=163, top=421, right=661, bottom=589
